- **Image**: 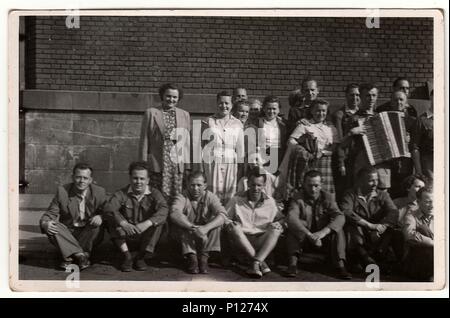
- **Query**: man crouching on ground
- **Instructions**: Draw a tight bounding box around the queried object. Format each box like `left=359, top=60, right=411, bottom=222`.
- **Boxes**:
left=104, top=161, right=168, bottom=272
left=224, top=168, right=285, bottom=279
left=170, top=171, right=226, bottom=274
left=39, top=162, right=107, bottom=271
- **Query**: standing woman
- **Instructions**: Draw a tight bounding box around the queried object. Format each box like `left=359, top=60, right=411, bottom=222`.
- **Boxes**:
left=139, top=83, right=191, bottom=201
left=201, top=91, right=244, bottom=205
left=288, top=99, right=340, bottom=195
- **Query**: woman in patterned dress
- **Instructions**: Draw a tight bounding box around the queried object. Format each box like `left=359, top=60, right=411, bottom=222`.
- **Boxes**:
left=201, top=91, right=245, bottom=205
left=287, top=99, right=340, bottom=195
left=138, top=83, right=191, bottom=202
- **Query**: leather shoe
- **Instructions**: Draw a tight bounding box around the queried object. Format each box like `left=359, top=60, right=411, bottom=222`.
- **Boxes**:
left=186, top=254, right=199, bottom=274
left=198, top=254, right=209, bottom=274
left=134, top=257, right=148, bottom=271
left=335, top=266, right=353, bottom=280
left=74, top=253, right=90, bottom=270
left=121, top=253, right=133, bottom=272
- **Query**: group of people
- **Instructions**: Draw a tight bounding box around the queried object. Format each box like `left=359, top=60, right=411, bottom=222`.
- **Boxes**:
left=39, top=79, right=434, bottom=281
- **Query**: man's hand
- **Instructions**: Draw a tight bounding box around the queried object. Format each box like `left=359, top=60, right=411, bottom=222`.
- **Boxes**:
left=307, top=232, right=323, bottom=248
left=339, top=166, right=346, bottom=176
left=350, top=126, right=365, bottom=136
left=374, top=224, right=388, bottom=235
left=311, top=228, right=330, bottom=240
left=44, top=220, right=59, bottom=236
left=299, top=118, right=310, bottom=126
left=89, top=215, right=102, bottom=227
left=136, top=220, right=152, bottom=233
left=120, top=221, right=140, bottom=236
left=192, top=225, right=208, bottom=238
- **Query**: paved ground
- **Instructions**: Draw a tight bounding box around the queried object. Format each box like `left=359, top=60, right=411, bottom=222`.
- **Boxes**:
left=18, top=198, right=412, bottom=283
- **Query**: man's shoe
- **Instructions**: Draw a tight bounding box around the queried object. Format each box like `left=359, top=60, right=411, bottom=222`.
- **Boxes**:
left=286, top=264, right=298, bottom=277
left=246, top=261, right=263, bottom=279
left=134, top=257, right=148, bottom=271
left=260, top=261, right=271, bottom=275
left=121, top=254, right=133, bottom=272
left=286, top=255, right=298, bottom=277
left=198, top=254, right=209, bottom=274
left=59, top=258, right=73, bottom=270
left=335, top=266, right=353, bottom=280
left=74, top=253, right=90, bottom=270
left=186, top=254, right=199, bottom=274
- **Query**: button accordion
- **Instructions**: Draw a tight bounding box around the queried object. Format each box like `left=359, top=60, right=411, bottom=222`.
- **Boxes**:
left=359, top=111, right=411, bottom=165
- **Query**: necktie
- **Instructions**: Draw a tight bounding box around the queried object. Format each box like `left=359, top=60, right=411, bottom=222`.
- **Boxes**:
left=78, top=194, right=86, bottom=221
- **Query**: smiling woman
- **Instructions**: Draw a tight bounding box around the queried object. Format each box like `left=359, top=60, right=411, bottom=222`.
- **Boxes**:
left=200, top=91, right=245, bottom=206
left=138, top=83, right=191, bottom=201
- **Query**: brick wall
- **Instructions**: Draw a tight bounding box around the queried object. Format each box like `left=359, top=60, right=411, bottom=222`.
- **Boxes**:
left=21, top=15, right=434, bottom=194
left=25, top=16, right=433, bottom=98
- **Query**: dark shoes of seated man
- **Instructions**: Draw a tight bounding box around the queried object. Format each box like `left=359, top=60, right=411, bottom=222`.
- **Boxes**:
left=185, top=253, right=210, bottom=274
left=59, top=252, right=90, bottom=271
left=285, top=255, right=352, bottom=280
left=120, top=251, right=154, bottom=272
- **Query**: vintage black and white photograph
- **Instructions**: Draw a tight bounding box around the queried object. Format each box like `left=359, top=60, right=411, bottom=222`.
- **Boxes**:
left=9, top=9, right=445, bottom=292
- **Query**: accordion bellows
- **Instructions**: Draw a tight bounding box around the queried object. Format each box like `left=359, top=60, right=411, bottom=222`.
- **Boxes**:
left=359, top=111, right=411, bottom=166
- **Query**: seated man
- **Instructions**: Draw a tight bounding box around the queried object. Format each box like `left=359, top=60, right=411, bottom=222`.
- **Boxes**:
left=104, top=161, right=168, bottom=272
left=224, top=168, right=285, bottom=279
left=340, top=167, right=400, bottom=272
left=39, top=162, right=107, bottom=270
left=170, top=171, right=226, bottom=274
left=402, top=186, right=434, bottom=281
left=286, top=170, right=352, bottom=280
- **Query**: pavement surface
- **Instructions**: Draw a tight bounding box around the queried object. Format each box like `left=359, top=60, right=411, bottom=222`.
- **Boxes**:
left=18, top=196, right=412, bottom=283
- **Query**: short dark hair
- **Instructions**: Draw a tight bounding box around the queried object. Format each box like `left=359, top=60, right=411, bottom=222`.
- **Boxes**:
left=417, top=186, right=433, bottom=200
left=128, top=161, right=149, bottom=175
left=393, top=77, right=409, bottom=87
left=188, top=170, right=207, bottom=183
left=262, top=95, right=281, bottom=108
left=402, top=174, right=426, bottom=191
left=359, top=82, right=378, bottom=92
left=73, top=162, right=93, bottom=175
left=301, top=77, right=317, bottom=88
left=345, top=83, right=360, bottom=94
left=247, top=167, right=267, bottom=184
left=304, top=169, right=322, bottom=181
left=158, top=83, right=183, bottom=101
left=310, top=98, right=329, bottom=109
left=356, top=166, right=378, bottom=180
left=216, top=90, right=232, bottom=101
left=288, top=89, right=303, bottom=107
left=234, top=100, right=250, bottom=109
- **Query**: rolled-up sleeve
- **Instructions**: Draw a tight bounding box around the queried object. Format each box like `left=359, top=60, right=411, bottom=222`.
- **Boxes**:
left=402, top=213, right=434, bottom=246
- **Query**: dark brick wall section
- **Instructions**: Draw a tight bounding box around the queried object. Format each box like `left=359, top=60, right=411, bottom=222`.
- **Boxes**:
left=24, top=111, right=141, bottom=194
left=25, top=16, right=433, bottom=98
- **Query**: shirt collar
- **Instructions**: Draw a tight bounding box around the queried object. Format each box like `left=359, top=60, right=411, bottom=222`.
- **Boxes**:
left=344, top=105, right=359, bottom=115
left=186, top=190, right=207, bottom=204
left=127, top=185, right=151, bottom=198
left=356, top=188, right=378, bottom=202
left=244, top=191, right=269, bottom=205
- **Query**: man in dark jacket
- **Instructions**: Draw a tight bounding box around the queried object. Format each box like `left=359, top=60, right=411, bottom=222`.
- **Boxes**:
left=104, top=161, right=168, bottom=272
left=286, top=170, right=351, bottom=280
left=340, top=167, right=400, bottom=272
left=39, top=162, right=107, bottom=270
